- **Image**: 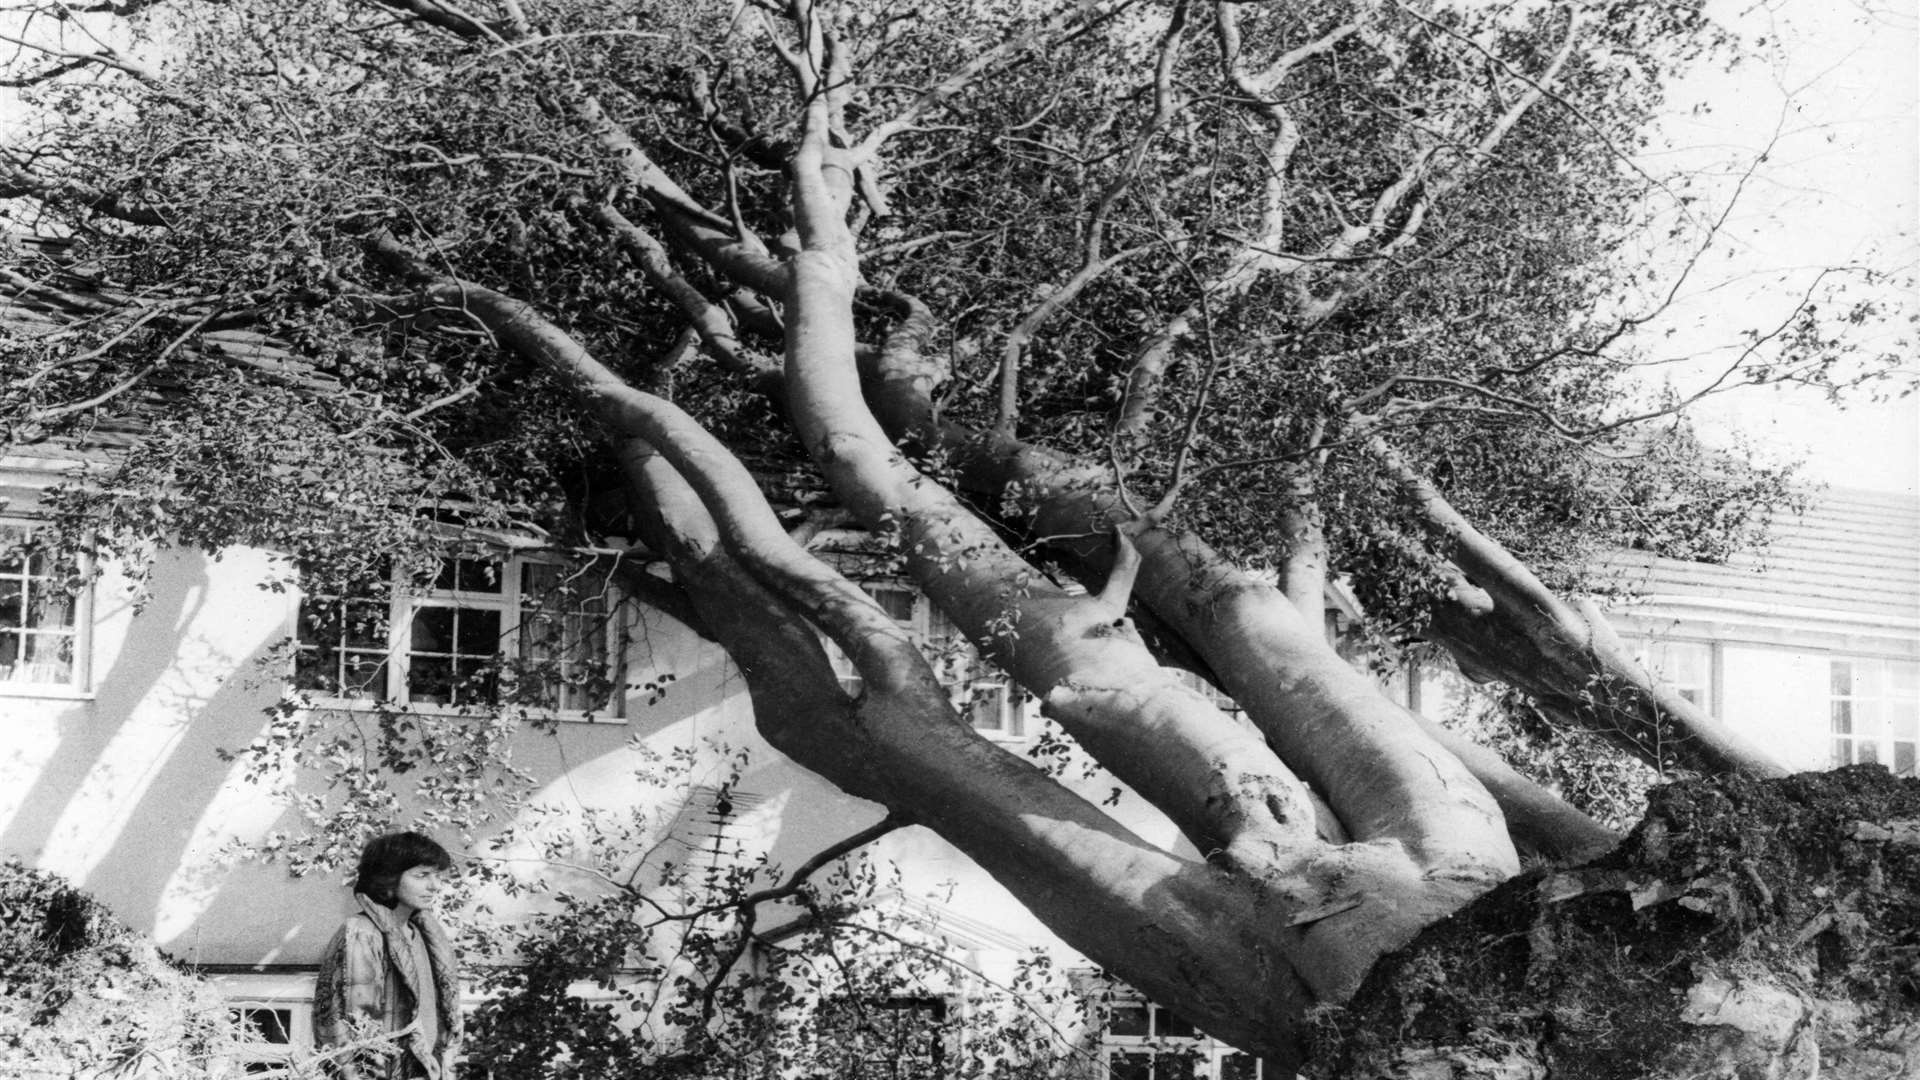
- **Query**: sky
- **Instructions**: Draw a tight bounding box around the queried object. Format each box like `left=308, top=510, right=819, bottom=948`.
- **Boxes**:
left=1645, top=0, right=1919, bottom=495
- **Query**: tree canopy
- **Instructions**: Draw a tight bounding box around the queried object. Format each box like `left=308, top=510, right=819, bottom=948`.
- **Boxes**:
left=1, top=0, right=1907, bottom=1067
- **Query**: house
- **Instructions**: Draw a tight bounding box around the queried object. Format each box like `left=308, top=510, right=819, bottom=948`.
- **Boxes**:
left=1596, top=486, right=1919, bottom=775
left=4, top=409, right=1916, bottom=1077
left=0, top=440, right=1215, bottom=1073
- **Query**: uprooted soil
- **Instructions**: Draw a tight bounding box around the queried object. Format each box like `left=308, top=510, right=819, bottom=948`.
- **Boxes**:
left=1307, top=765, right=1920, bottom=1079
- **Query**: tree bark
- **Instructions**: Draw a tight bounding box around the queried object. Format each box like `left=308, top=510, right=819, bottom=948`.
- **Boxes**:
left=1372, top=436, right=1787, bottom=779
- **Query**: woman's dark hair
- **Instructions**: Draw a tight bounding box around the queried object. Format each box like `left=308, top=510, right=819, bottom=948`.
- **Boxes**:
left=352, top=832, right=452, bottom=907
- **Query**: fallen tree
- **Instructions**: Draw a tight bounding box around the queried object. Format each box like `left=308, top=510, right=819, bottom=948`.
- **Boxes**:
left=1, top=0, right=1908, bottom=1069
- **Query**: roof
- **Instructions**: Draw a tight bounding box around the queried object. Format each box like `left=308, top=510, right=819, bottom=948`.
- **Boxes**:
left=1598, top=486, right=1920, bottom=637
left=3, top=233, right=341, bottom=458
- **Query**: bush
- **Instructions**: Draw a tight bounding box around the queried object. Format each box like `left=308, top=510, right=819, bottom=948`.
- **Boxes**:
left=0, top=860, right=242, bottom=1078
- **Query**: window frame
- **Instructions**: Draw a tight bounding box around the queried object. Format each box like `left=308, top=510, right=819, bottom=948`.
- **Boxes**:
left=1638, top=636, right=1717, bottom=717
left=1100, top=998, right=1262, bottom=1080
left=815, top=993, right=951, bottom=1078
left=291, top=552, right=626, bottom=723
left=1830, top=656, right=1919, bottom=777
left=225, top=1000, right=307, bottom=1074
left=826, top=582, right=1029, bottom=742
left=0, top=522, right=92, bottom=699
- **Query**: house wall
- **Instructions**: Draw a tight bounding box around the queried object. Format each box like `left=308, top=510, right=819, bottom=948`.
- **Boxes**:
left=1621, top=604, right=1918, bottom=775
left=4, top=488, right=1912, bottom=1079
left=6, top=531, right=1911, bottom=973
left=1717, top=644, right=1831, bottom=769
left=0, top=542, right=1094, bottom=975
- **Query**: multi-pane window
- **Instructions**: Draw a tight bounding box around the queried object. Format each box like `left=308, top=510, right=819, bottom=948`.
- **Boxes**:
left=0, top=531, right=86, bottom=691
left=227, top=1003, right=303, bottom=1075
left=1831, top=658, right=1918, bottom=776
left=1641, top=638, right=1715, bottom=714
left=826, top=584, right=1025, bottom=740
left=1103, top=1000, right=1261, bottom=1080
left=816, top=995, right=948, bottom=1079
left=294, top=555, right=619, bottom=716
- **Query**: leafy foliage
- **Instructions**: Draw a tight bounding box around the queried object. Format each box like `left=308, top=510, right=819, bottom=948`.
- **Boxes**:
left=2, top=0, right=1910, bottom=1066
left=0, top=860, right=243, bottom=1078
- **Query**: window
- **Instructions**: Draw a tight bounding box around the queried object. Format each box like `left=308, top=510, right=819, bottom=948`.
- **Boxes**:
left=1831, top=658, right=1918, bottom=777
left=1102, top=999, right=1262, bottom=1080
left=217, top=976, right=489, bottom=1076
left=1641, top=638, right=1714, bottom=714
left=226, top=1003, right=305, bottom=1074
left=0, top=528, right=87, bottom=693
left=827, top=583, right=1026, bottom=740
left=816, top=995, right=948, bottom=1079
left=294, top=554, right=621, bottom=717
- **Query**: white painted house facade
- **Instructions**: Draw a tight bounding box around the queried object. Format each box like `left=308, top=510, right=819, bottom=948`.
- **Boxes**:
left=2, top=438, right=1915, bottom=1076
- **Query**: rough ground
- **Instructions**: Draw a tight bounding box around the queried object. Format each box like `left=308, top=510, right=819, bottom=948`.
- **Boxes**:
left=1307, top=766, right=1920, bottom=1079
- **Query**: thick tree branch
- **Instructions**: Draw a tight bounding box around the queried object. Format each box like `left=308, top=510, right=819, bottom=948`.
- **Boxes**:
left=1367, top=434, right=1787, bottom=779
left=586, top=200, right=782, bottom=389
left=696, top=815, right=906, bottom=1020
left=1, top=160, right=170, bottom=226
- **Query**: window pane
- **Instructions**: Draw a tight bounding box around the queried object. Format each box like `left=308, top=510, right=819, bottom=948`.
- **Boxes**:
left=295, top=604, right=332, bottom=646
left=862, top=585, right=917, bottom=625
left=520, top=561, right=559, bottom=597
left=1831, top=661, right=1853, bottom=697
left=966, top=684, right=1009, bottom=733
left=293, top=649, right=336, bottom=694
left=234, top=1007, right=292, bottom=1044
left=1109, top=1051, right=1153, bottom=1080
left=0, top=578, right=76, bottom=632
left=1893, top=704, right=1919, bottom=741
left=410, top=657, right=454, bottom=704
left=1109, top=1004, right=1150, bottom=1037
left=1859, top=741, right=1881, bottom=766
left=1157, top=1052, right=1198, bottom=1080
left=1220, top=1053, right=1260, bottom=1080
left=430, top=558, right=503, bottom=594
left=517, top=612, right=560, bottom=660
left=27, top=588, right=74, bottom=630
left=514, top=564, right=614, bottom=713
left=1157, top=1010, right=1197, bottom=1039
left=1895, top=742, right=1915, bottom=778
left=339, top=654, right=387, bottom=698
left=412, top=608, right=455, bottom=653
left=343, top=601, right=388, bottom=649
left=293, top=591, right=390, bottom=699
left=23, top=634, right=75, bottom=681
left=1831, top=700, right=1853, bottom=735
left=451, top=657, right=498, bottom=705
left=455, top=608, right=502, bottom=655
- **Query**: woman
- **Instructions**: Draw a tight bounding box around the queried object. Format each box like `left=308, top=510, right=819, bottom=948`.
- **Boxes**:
left=312, top=832, right=462, bottom=1080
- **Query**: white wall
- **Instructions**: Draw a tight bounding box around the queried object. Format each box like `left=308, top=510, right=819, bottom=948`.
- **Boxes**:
left=1717, top=644, right=1834, bottom=771
left=0, top=544, right=1098, bottom=974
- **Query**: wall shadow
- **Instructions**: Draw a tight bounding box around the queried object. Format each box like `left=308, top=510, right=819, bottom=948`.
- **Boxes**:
left=0, top=552, right=214, bottom=862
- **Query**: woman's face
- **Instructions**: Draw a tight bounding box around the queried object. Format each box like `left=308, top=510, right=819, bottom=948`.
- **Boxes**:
left=395, top=865, right=446, bottom=912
